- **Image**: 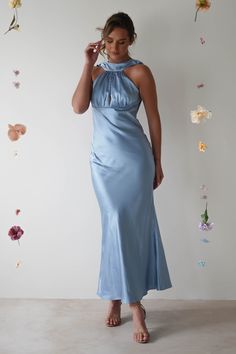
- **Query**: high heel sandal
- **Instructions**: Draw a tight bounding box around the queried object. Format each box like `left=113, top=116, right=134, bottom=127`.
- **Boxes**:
left=140, top=303, right=146, bottom=320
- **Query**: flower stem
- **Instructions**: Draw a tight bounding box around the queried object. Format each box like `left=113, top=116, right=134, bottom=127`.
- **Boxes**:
left=194, top=7, right=200, bottom=22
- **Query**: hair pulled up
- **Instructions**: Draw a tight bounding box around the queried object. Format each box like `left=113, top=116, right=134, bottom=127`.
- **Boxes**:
left=96, top=12, right=137, bottom=58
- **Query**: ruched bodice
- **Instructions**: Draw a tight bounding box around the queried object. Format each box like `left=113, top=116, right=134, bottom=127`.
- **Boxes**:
left=91, top=59, right=142, bottom=110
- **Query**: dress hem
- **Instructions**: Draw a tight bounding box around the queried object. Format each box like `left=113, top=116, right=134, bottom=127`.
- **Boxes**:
left=96, top=284, right=172, bottom=304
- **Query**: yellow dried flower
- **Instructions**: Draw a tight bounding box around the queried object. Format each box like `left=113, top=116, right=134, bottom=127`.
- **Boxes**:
left=9, top=0, right=22, bottom=9
left=198, top=141, right=207, bottom=152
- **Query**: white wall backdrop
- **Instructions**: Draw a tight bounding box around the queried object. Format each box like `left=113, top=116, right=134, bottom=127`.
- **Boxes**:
left=0, top=0, right=235, bottom=300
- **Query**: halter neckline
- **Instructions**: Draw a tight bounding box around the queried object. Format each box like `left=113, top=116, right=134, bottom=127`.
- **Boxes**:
left=98, top=58, right=143, bottom=72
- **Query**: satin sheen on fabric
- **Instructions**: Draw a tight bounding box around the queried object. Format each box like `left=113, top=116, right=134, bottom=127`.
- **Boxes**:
left=89, top=58, right=172, bottom=303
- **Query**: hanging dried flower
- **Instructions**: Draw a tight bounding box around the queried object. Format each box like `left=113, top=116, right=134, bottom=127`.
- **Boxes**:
left=200, top=37, right=206, bottom=45
left=198, top=202, right=214, bottom=231
left=8, top=225, right=24, bottom=246
left=9, top=0, right=22, bottom=8
left=197, top=83, right=205, bottom=88
left=13, top=69, right=20, bottom=76
left=16, top=260, right=22, bottom=268
left=200, top=184, right=208, bottom=192
left=201, top=238, right=210, bottom=243
left=4, top=0, right=22, bottom=34
left=198, top=141, right=207, bottom=152
left=8, top=123, right=27, bottom=141
left=197, top=260, right=206, bottom=267
left=13, top=81, right=20, bottom=88
left=191, top=105, right=212, bottom=124
left=195, top=0, right=211, bottom=22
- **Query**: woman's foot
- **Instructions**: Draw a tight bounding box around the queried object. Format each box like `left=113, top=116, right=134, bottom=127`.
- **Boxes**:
left=105, top=300, right=122, bottom=327
left=130, top=302, right=150, bottom=343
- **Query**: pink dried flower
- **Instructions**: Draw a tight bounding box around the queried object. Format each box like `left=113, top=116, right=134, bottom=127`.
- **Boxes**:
left=13, top=81, right=20, bottom=88
left=197, top=83, right=205, bottom=88
left=200, top=37, right=206, bottom=45
left=8, top=225, right=24, bottom=241
left=8, top=123, right=27, bottom=141
left=13, top=70, right=20, bottom=76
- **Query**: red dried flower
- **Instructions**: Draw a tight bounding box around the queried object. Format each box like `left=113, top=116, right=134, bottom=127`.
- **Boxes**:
left=8, top=225, right=24, bottom=241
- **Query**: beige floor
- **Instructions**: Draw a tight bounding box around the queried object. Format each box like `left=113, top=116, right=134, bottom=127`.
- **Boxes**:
left=0, top=299, right=235, bottom=354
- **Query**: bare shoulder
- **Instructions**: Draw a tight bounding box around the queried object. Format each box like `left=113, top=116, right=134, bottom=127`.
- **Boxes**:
left=92, top=65, right=104, bottom=81
left=125, top=63, right=155, bottom=88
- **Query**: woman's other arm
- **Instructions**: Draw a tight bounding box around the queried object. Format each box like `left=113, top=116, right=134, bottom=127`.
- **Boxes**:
left=132, top=64, right=164, bottom=189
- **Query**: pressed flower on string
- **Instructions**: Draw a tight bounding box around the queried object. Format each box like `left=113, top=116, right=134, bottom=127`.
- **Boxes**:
left=197, top=83, right=205, bottom=89
left=200, top=184, right=208, bottom=200
left=200, top=37, right=206, bottom=45
left=194, top=0, right=211, bottom=22
left=13, top=81, right=20, bottom=88
left=8, top=225, right=24, bottom=246
left=8, top=123, right=27, bottom=141
left=13, top=70, right=20, bottom=88
left=191, top=105, right=212, bottom=124
left=9, top=0, right=22, bottom=7
left=198, top=202, right=214, bottom=231
left=200, top=184, right=207, bottom=192
left=16, top=260, right=22, bottom=268
left=197, top=260, right=206, bottom=267
left=198, top=141, right=207, bottom=152
left=4, top=0, right=22, bottom=35
left=201, top=238, right=210, bottom=243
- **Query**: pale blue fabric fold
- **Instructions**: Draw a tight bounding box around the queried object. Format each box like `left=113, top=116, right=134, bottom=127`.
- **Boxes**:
left=89, top=58, right=172, bottom=303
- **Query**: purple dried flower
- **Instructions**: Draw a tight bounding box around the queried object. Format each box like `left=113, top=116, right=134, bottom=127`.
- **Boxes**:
left=198, top=222, right=214, bottom=231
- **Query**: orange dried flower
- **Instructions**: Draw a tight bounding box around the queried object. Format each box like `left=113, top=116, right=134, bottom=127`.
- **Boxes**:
left=195, top=0, right=211, bottom=22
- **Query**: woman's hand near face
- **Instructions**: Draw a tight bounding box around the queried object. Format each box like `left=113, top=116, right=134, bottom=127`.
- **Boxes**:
left=84, top=40, right=103, bottom=66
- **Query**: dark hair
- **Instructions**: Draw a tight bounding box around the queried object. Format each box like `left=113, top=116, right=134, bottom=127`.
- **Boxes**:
left=97, top=12, right=137, bottom=58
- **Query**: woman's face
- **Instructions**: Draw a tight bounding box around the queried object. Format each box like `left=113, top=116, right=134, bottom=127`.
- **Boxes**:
left=104, top=27, right=132, bottom=63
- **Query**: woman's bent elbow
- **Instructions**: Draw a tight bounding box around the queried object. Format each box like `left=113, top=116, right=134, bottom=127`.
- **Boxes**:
left=72, top=103, right=89, bottom=115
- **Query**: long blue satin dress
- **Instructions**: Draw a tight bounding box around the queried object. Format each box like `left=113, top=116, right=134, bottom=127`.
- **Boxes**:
left=89, top=58, right=172, bottom=304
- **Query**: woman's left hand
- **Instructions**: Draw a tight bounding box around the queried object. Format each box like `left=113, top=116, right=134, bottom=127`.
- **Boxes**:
left=153, top=160, right=164, bottom=190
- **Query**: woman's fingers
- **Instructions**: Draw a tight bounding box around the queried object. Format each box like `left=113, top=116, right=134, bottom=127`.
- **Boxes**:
left=85, top=41, right=102, bottom=55
left=88, top=40, right=102, bottom=50
left=153, top=167, right=164, bottom=189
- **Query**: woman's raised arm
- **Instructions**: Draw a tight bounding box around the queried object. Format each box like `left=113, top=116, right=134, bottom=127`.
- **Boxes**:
left=72, top=40, right=102, bottom=114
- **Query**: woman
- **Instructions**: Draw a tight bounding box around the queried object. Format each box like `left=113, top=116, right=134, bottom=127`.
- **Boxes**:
left=72, top=12, right=172, bottom=344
